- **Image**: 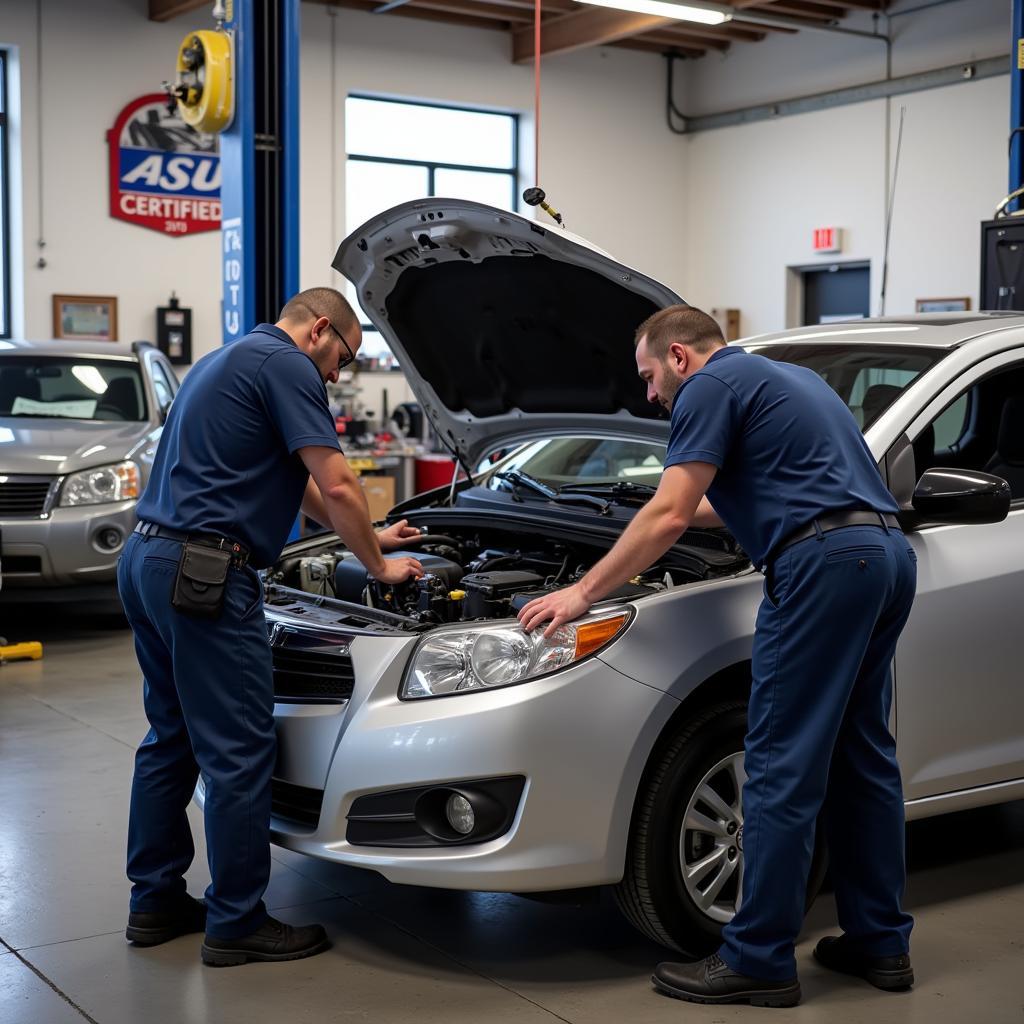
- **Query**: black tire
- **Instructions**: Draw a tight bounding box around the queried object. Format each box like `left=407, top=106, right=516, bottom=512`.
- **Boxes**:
left=614, top=700, right=828, bottom=953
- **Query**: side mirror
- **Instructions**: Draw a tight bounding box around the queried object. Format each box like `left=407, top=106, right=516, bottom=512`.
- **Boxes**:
left=159, top=400, right=172, bottom=424
left=897, top=467, right=1011, bottom=531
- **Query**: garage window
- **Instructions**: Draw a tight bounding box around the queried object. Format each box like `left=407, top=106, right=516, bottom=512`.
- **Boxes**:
left=0, top=51, right=11, bottom=339
left=345, top=95, right=519, bottom=363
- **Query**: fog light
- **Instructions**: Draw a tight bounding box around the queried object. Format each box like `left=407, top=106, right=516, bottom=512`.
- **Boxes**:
left=445, top=793, right=475, bottom=835
left=95, top=527, right=124, bottom=552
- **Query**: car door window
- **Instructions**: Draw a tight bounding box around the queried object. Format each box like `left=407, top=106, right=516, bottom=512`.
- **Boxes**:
left=912, top=363, right=1024, bottom=497
left=149, top=361, right=175, bottom=412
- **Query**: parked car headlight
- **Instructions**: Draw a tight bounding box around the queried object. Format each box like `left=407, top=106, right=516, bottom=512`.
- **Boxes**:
left=59, top=461, right=140, bottom=506
left=402, top=608, right=632, bottom=699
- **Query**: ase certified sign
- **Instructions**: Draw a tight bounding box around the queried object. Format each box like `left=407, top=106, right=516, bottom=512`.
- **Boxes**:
left=107, top=94, right=221, bottom=236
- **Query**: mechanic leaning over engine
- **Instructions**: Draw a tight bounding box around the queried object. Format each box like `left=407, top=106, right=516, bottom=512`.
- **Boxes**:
left=519, top=304, right=917, bottom=1009
left=117, top=288, right=423, bottom=967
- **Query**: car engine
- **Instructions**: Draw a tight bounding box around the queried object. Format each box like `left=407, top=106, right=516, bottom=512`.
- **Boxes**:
left=266, top=523, right=738, bottom=627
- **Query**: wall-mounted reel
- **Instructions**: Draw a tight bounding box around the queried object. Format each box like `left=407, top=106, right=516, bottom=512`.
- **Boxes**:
left=166, top=29, right=234, bottom=134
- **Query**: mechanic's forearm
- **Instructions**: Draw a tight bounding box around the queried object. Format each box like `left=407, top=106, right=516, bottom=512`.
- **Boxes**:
left=577, top=504, right=688, bottom=604
left=320, top=482, right=388, bottom=575
left=300, top=478, right=331, bottom=528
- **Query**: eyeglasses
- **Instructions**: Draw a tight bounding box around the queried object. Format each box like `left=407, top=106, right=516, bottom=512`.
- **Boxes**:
left=324, top=321, right=357, bottom=372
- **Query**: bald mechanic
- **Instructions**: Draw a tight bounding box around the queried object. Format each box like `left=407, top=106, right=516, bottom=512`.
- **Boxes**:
left=518, top=305, right=917, bottom=1008
left=119, top=288, right=423, bottom=967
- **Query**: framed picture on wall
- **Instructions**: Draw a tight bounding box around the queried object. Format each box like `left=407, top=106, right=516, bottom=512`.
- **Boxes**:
left=915, top=297, right=971, bottom=313
left=52, top=295, right=118, bottom=341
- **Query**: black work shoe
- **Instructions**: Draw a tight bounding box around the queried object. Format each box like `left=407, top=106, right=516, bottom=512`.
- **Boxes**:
left=126, top=894, right=207, bottom=947
left=813, top=935, right=914, bottom=991
left=652, top=954, right=802, bottom=1007
left=201, top=915, right=330, bottom=967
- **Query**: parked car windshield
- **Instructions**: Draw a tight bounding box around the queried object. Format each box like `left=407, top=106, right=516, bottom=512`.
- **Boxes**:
left=486, top=437, right=667, bottom=490
left=751, top=343, right=946, bottom=429
left=0, top=357, right=148, bottom=422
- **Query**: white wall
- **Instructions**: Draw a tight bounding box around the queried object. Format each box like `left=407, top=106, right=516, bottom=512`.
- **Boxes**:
left=1, top=0, right=689, bottom=364
left=1, top=0, right=222, bottom=349
left=0, top=0, right=1013, bottom=355
left=679, top=0, right=1010, bottom=335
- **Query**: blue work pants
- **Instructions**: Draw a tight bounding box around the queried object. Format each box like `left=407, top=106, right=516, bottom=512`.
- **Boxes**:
left=117, top=532, right=274, bottom=939
left=719, top=524, right=917, bottom=979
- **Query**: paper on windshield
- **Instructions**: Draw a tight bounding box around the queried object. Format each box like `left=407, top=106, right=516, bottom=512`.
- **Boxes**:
left=11, top=397, right=98, bottom=418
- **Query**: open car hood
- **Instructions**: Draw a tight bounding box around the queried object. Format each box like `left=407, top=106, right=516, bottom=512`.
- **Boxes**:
left=333, top=199, right=684, bottom=467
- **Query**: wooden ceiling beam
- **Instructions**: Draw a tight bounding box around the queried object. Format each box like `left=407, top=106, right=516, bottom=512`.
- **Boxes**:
left=612, top=38, right=706, bottom=56
left=405, top=0, right=535, bottom=22
left=512, top=7, right=677, bottom=62
left=148, top=0, right=209, bottom=21
left=645, top=27, right=729, bottom=48
left=735, top=2, right=836, bottom=23
left=308, top=0, right=509, bottom=31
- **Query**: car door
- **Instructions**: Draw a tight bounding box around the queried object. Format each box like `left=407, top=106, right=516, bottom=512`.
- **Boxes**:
left=892, top=351, right=1024, bottom=801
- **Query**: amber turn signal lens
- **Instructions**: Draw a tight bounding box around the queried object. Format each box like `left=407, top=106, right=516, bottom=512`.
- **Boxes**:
left=574, top=613, right=630, bottom=659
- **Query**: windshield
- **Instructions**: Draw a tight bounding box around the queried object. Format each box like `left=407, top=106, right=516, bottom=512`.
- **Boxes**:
left=0, top=357, right=148, bottom=422
left=750, top=344, right=945, bottom=429
left=486, top=436, right=667, bottom=491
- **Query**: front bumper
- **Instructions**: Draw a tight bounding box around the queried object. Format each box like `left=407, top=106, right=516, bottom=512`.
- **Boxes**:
left=0, top=500, right=138, bottom=594
left=200, top=627, right=678, bottom=892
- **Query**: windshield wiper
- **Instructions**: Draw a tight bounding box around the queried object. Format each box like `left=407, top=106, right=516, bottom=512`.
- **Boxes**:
left=557, top=481, right=658, bottom=504
left=495, top=468, right=611, bottom=515
left=495, top=468, right=558, bottom=500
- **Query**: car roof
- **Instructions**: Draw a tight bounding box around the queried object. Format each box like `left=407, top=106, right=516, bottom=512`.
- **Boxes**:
left=0, top=338, right=149, bottom=360
left=737, top=312, right=1024, bottom=350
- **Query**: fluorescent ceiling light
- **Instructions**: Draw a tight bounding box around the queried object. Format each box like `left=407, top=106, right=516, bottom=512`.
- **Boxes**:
left=577, top=0, right=733, bottom=24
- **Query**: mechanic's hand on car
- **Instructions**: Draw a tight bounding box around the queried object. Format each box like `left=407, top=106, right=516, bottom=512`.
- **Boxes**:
left=373, top=555, right=424, bottom=585
left=376, top=519, right=423, bottom=552
left=517, top=583, right=594, bottom=639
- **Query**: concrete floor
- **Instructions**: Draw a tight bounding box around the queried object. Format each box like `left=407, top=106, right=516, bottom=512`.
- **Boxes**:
left=1, top=608, right=1022, bottom=1024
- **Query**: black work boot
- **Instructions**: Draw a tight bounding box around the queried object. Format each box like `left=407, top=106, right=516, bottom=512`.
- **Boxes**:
left=813, top=935, right=914, bottom=990
left=652, top=953, right=802, bottom=1007
left=126, top=893, right=207, bottom=947
left=201, top=915, right=330, bottom=967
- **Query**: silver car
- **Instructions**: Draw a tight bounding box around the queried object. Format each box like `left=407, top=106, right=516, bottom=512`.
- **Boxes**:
left=202, top=200, right=1023, bottom=954
left=0, top=339, right=179, bottom=603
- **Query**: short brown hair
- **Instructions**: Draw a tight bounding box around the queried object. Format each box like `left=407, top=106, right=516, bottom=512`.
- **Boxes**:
left=279, top=287, right=359, bottom=335
left=635, top=304, right=725, bottom=358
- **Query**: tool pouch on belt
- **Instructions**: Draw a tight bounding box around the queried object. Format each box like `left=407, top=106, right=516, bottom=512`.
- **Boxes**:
left=172, top=541, right=231, bottom=619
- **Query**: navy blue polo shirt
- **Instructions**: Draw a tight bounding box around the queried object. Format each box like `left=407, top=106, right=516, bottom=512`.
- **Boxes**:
left=664, top=347, right=898, bottom=567
left=137, top=324, right=340, bottom=568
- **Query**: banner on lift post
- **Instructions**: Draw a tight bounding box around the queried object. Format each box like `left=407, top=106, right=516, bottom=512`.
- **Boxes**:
left=107, top=94, right=222, bottom=237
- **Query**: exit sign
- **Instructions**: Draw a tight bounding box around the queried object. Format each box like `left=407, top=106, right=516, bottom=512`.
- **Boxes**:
left=813, top=226, right=843, bottom=253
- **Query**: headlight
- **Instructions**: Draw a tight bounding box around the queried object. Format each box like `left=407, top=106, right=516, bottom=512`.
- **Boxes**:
left=59, top=461, right=140, bottom=507
left=401, top=607, right=631, bottom=699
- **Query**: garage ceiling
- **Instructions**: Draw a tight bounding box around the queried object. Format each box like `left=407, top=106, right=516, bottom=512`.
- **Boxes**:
left=150, top=0, right=889, bottom=62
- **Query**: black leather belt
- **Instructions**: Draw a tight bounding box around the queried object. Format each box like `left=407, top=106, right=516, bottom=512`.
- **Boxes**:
left=765, top=510, right=901, bottom=570
left=134, top=521, right=250, bottom=567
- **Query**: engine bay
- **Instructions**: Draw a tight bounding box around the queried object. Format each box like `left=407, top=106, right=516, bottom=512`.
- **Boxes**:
left=265, top=520, right=744, bottom=628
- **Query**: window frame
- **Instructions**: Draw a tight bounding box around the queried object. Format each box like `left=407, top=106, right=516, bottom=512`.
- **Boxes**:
left=346, top=93, right=519, bottom=209
left=0, top=50, right=11, bottom=340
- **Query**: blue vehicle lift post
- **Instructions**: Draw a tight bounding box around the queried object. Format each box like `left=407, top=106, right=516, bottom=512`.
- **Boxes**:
left=1011, top=0, right=1024, bottom=212
left=219, top=0, right=301, bottom=343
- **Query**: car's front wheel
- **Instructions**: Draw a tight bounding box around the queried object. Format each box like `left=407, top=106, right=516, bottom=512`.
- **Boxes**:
left=614, top=701, right=827, bottom=953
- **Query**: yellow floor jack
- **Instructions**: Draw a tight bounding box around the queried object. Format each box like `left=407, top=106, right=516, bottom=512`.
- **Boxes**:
left=0, top=636, right=43, bottom=664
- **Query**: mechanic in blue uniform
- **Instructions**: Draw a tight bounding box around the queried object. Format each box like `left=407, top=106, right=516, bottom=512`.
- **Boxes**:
left=519, top=304, right=917, bottom=1007
left=118, top=288, right=423, bottom=966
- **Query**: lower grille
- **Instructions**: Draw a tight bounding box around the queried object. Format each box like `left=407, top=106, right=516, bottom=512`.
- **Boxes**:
left=1, top=555, right=42, bottom=574
left=271, top=644, right=355, bottom=703
left=0, top=478, right=55, bottom=518
left=271, top=778, right=324, bottom=828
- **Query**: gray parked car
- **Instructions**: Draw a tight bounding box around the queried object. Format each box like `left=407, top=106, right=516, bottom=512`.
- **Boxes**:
left=199, top=199, right=1023, bottom=954
left=0, top=339, right=179, bottom=602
